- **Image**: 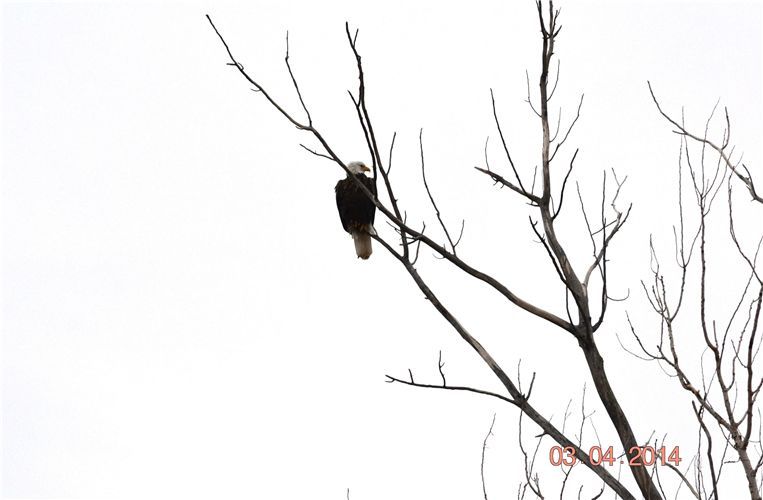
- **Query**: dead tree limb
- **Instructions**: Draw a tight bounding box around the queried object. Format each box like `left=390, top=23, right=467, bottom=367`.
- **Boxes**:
left=649, top=82, right=762, bottom=205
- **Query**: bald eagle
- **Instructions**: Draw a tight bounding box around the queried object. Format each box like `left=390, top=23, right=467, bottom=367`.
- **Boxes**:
left=335, top=161, right=376, bottom=259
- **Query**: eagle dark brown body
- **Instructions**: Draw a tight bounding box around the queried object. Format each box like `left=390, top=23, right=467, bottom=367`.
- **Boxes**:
left=335, top=162, right=376, bottom=259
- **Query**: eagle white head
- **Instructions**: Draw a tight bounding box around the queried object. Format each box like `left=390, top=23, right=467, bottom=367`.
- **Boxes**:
left=347, top=161, right=370, bottom=174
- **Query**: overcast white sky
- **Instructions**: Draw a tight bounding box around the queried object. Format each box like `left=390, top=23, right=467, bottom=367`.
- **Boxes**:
left=2, top=1, right=762, bottom=499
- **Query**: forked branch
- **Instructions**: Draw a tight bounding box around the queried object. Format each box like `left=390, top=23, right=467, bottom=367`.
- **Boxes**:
left=648, top=81, right=762, bottom=205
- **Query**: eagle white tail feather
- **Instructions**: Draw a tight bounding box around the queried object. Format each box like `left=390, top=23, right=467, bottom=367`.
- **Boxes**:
left=352, top=231, right=373, bottom=259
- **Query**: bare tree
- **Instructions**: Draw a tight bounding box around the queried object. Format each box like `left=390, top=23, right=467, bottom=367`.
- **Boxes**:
left=206, top=3, right=757, bottom=498
left=620, top=86, right=762, bottom=498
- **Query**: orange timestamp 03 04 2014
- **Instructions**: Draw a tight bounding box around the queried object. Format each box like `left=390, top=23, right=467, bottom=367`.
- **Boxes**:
left=548, top=445, right=681, bottom=467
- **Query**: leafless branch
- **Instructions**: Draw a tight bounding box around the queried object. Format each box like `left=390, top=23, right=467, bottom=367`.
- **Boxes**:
left=550, top=93, right=584, bottom=161
left=649, top=81, right=762, bottom=204
left=552, top=148, right=577, bottom=220
left=420, top=129, right=462, bottom=254
left=491, top=88, right=532, bottom=194
left=481, top=414, right=497, bottom=500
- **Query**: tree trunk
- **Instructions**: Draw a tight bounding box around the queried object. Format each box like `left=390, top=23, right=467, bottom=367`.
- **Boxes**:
left=581, top=335, right=663, bottom=500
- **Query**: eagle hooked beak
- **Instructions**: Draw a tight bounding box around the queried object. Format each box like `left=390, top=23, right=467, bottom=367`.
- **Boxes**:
left=360, top=164, right=371, bottom=172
